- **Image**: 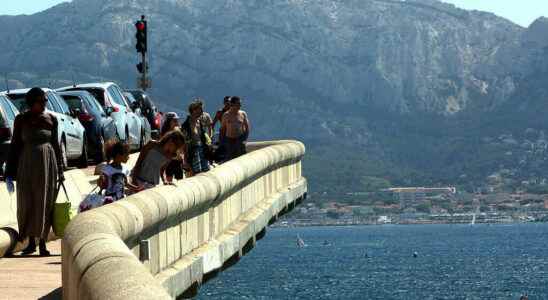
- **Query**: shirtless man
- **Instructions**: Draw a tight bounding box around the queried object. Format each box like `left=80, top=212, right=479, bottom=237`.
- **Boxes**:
left=220, top=96, right=250, bottom=161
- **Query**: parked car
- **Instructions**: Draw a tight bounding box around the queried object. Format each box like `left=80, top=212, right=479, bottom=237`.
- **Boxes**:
left=124, top=92, right=152, bottom=147
left=58, top=90, right=118, bottom=163
left=0, top=94, right=20, bottom=177
left=127, top=90, right=162, bottom=139
left=58, top=82, right=144, bottom=150
left=2, top=88, right=88, bottom=168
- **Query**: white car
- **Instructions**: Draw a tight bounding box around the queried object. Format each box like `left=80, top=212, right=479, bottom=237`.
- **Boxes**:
left=57, top=82, right=145, bottom=150
left=2, top=88, right=88, bottom=168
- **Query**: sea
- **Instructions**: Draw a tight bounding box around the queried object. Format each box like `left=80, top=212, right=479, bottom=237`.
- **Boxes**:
left=197, top=224, right=548, bottom=300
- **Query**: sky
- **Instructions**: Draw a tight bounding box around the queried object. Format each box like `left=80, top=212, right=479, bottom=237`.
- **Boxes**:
left=0, top=0, right=546, bottom=27
left=441, top=0, right=547, bottom=27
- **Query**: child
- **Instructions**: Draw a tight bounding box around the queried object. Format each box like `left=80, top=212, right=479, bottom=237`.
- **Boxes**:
left=99, top=140, right=141, bottom=201
left=131, top=129, right=187, bottom=189
left=80, top=141, right=139, bottom=212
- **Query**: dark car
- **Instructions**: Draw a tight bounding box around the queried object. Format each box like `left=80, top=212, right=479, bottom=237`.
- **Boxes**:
left=58, top=91, right=117, bottom=163
left=124, top=92, right=152, bottom=147
left=127, top=90, right=162, bottom=139
left=0, top=95, right=19, bottom=177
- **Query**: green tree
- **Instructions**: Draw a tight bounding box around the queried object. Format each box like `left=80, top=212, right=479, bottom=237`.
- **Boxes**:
left=360, top=176, right=391, bottom=192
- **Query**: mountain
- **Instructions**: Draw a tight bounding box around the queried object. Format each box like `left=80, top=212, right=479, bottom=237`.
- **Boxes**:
left=1, top=0, right=547, bottom=197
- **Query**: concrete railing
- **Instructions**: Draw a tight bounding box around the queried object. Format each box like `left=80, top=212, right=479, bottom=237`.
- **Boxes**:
left=62, top=140, right=307, bottom=299
left=0, top=155, right=140, bottom=257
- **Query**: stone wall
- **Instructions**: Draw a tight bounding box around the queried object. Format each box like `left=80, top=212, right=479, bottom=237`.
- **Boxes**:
left=61, top=140, right=306, bottom=299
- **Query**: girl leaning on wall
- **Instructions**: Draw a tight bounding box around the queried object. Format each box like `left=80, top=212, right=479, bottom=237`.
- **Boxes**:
left=131, top=129, right=186, bottom=189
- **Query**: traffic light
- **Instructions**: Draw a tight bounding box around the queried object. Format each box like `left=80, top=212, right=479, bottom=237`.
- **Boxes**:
left=135, top=16, right=147, bottom=54
left=136, top=62, right=148, bottom=73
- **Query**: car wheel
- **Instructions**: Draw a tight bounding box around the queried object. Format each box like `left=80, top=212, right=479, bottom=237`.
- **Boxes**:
left=78, top=136, right=89, bottom=168
left=96, top=135, right=106, bottom=164
left=61, top=140, right=68, bottom=170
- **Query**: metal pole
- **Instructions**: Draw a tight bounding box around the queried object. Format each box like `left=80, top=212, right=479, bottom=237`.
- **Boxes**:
left=142, top=52, right=147, bottom=91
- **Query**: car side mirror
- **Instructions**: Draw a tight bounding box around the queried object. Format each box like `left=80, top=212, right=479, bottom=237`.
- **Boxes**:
left=105, top=107, right=114, bottom=116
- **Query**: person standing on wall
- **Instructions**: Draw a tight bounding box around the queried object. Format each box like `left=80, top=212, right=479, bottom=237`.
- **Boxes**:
left=211, top=96, right=231, bottom=163
left=212, top=96, right=231, bottom=132
left=181, top=99, right=211, bottom=176
left=197, top=100, right=213, bottom=138
left=4, top=87, right=65, bottom=256
left=220, top=96, right=250, bottom=161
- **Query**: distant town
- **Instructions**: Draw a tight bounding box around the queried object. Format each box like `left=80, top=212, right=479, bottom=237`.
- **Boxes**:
left=278, top=186, right=548, bottom=227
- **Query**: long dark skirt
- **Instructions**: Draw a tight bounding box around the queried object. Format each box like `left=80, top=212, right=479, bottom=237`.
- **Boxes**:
left=16, top=142, right=58, bottom=240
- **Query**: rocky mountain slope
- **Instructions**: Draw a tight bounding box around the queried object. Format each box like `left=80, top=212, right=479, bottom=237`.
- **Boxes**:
left=1, top=0, right=547, bottom=196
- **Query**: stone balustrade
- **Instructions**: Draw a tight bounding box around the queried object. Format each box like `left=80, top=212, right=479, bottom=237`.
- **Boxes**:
left=61, top=140, right=306, bottom=299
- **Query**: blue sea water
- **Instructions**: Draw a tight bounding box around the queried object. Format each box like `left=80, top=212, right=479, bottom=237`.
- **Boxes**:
left=197, top=224, right=548, bottom=300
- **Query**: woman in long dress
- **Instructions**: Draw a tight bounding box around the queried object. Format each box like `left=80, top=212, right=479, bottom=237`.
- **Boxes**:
left=5, top=87, right=64, bottom=256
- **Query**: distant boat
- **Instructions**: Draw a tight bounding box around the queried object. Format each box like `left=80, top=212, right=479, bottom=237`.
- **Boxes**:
left=297, top=235, right=306, bottom=248
left=413, top=251, right=418, bottom=258
left=470, top=213, right=476, bottom=226
left=322, top=240, right=331, bottom=246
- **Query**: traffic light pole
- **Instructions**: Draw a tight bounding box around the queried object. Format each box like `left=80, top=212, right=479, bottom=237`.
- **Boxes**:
left=141, top=52, right=148, bottom=91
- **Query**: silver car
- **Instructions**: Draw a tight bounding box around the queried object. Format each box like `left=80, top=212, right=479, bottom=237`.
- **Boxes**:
left=124, top=92, right=152, bottom=147
left=0, top=95, right=19, bottom=176
left=2, top=88, right=87, bottom=168
left=58, top=82, right=144, bottom=150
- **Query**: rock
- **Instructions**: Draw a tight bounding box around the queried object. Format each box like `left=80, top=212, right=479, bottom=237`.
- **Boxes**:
left=0, top=0, right=547, bottom=192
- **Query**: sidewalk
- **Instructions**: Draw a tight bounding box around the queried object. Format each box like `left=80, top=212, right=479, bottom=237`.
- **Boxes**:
left=0, top=240, right=62, bottom=300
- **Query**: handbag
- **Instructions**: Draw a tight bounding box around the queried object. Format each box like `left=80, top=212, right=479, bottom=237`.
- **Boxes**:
left=78, top=186, right=115, bottom=213
left=78, top=186, right=102, bottom=213
left=53, top=180, right=73, bottom=238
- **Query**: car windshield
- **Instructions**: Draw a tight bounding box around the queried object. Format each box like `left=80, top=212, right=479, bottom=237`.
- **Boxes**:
left=8, top=93, right=55, bottom=112
left=6, top=94, right=28, bottom=112
left=68, top=88, right=105, bottom=106
left=124, top=92, right=137, bottom=104
left=108, top=86, right=127, bottom=106
left=61, top=95, right=83, bottom=110
left=0, top=97, right=8, bottom=125
left=84, top=95, right=105, bottom=114
left=130, top=91, right=155, bottom=108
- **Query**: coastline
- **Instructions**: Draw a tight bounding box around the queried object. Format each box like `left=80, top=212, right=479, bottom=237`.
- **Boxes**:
left=271, top=219, right=542, bottom=228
